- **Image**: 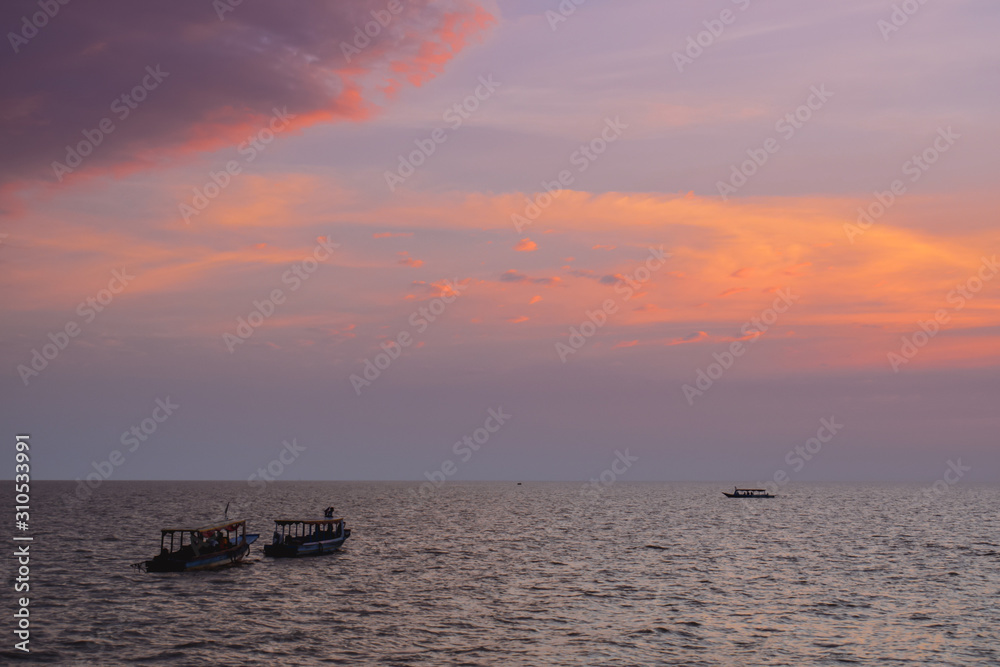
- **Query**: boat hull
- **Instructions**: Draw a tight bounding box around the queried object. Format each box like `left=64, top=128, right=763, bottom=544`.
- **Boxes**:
left=723, top=492, right=774, bottom=498
left=263, top=531, right=350, bottom=558
left=143, top=535, right=259, bottom=572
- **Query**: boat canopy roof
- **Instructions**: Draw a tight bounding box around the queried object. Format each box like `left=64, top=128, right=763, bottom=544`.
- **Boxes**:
left=735, top=488, right=768, bottom=492
left=160, top=519, right=246, bottom=534
left=273, top=518, right=343, bottom=526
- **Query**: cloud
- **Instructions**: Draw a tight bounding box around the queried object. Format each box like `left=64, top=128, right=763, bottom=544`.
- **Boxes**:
left=0, top=0, right=495, bottom=189
left=514, top=237, right=537, bottom=252
left=666, top=331, right=708, bottom=346
left=373, top=232, right=414, bottom=239
left=719, top=287, right=750, bottom=297
left=499, top=270, right=560, bottom=285
left=397, top=251, right=423, bottom=267
left=9, top=178, right=1000, bottom=374
left=568, top=268, right=619, bottom=285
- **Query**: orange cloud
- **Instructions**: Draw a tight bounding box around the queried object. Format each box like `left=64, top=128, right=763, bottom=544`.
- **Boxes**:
left=381, top=6, right=497, bottom=97
left=667, top=332, right=709, bottom=346
left=514, top=238, right=538, bottom=252
left=10, top=180, right=1000, bottom=374
left=2, top=1, right=497, bottom=205
left=397, top=251, right=423, bottom=268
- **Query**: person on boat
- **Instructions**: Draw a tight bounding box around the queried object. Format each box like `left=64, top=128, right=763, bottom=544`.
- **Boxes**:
left=273, top=530, right=281, bottom=545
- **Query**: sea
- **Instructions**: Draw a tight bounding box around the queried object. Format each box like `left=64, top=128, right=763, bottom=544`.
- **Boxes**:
left=5, top=481, right=999, bottom=666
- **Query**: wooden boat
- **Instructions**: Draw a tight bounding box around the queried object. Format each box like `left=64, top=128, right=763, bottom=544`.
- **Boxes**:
left=723, top=487, right=775, bottom=498
left=263, top=507, right=350, bottom=558
left=134, top=519, right=259, bottom=572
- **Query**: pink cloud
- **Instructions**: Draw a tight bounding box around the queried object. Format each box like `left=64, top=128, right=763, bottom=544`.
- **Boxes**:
left=397, top=251, right=423, bottom=268
left=0, top=1, right=496, bottom=193
left=666, top=331, right=709, bottom=346
left=499, top=270, right=560, bottom=285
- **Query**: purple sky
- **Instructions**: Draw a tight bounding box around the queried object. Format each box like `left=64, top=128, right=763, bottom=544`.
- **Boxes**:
left=2, top=0, right=998, bottom=483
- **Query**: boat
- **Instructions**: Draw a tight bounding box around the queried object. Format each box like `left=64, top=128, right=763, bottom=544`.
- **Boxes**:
left=134, top=519, right=259, bottom=572
left=723, top=487, right=775, bottom=498
left=263, top=506, right=350, bottom=558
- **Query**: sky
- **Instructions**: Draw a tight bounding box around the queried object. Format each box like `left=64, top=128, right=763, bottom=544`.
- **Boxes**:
left=2, top=0, right=998, bottom=484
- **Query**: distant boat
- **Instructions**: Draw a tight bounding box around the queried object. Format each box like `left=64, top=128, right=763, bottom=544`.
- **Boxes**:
left=263, top=506, right=350, bottom=558
left=134, top=519, right=258, bottom=572
left=723, top=487, right=775, bottom=498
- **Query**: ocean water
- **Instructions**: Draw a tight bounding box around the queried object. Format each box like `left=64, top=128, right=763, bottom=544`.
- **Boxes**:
left=6, top=481, right=999, bottom=665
